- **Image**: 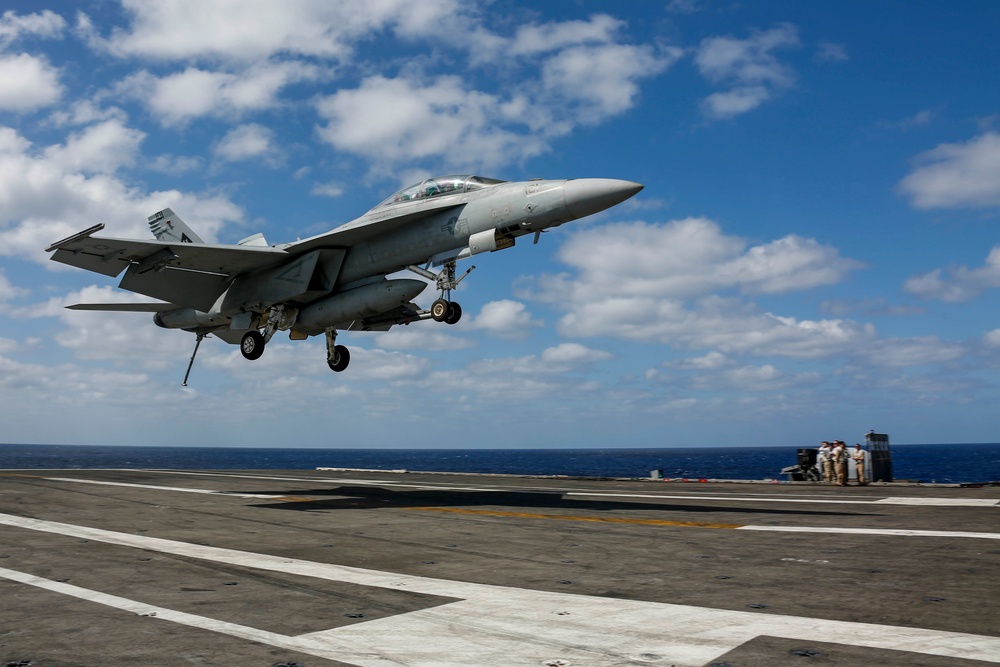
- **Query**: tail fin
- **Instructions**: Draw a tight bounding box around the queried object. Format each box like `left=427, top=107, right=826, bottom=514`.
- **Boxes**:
left=148, top=208, right=204, bottom=244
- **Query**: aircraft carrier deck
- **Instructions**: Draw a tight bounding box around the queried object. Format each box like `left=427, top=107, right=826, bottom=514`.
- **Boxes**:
left=1, top=468, right=998, bottom=666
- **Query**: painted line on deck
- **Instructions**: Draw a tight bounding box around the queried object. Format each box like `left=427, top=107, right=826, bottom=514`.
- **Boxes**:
left=404, top=506, right=743, bottom=529
left=570, top=491, right=1000, bottom=507
left=738, top=525, right=1000, bottom=539
left=2, top=512, right=999, bottom=667
left=409, top=506, right=1000, bottom=539
left=8, top=474, right=305, bottom=500
left=15, top=475, right=1000, bottom=539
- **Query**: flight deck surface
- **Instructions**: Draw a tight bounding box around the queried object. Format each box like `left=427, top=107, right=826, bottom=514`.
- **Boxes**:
left=1, top=469, right=998, bottom=666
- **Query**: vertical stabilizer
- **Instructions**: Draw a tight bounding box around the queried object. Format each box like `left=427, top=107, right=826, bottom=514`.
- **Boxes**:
left=148, top=208, right=204, bottom=244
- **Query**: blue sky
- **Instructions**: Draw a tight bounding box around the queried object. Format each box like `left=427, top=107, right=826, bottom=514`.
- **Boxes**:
left=2, top=1, right=999, bottom=449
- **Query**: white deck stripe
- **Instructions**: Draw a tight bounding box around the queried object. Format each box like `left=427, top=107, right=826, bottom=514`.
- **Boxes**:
left=37, top=476, right=283, bottom=499
left=570, top=491, right=1000, bottom=507
left=738, top=525, right=1000, bottom=539
left=1, top=512, right=999, bottom=666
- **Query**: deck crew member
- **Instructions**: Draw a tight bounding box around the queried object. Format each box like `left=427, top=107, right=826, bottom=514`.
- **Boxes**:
left=852, top=443, right=867, bottom=485
left=818, top=442, right=833, bottom=483
left=832, top=441, right=847, bottom=486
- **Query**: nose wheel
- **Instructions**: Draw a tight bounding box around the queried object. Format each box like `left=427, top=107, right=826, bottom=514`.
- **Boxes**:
left=430, top=298, right=462, bottom=324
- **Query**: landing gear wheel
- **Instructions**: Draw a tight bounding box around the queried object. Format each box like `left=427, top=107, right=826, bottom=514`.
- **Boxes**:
left=431, top=298, right=450, bottom=322
left=240, top=331, right=265, bottom=360
left=327, top=344, right=351, bottom=372
left=444, top=301, right=462, bottom=325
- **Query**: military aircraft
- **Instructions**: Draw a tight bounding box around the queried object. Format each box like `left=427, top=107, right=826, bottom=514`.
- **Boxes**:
left=46, top=175, right=642, bottom=384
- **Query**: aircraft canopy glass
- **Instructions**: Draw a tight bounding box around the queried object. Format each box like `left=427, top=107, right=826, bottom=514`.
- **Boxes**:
left=376, top=175, right=506, bottom=209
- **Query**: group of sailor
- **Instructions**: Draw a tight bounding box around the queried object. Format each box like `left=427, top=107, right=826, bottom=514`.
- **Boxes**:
left=817, top=440, right=867, bottom=486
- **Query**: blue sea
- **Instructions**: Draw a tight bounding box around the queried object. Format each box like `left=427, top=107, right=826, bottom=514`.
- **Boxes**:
left=1, top=443, right=998, bottom=485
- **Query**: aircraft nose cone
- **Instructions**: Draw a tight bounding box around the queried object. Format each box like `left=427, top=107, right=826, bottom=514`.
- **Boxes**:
left=564, top=178, right=643, bottom=220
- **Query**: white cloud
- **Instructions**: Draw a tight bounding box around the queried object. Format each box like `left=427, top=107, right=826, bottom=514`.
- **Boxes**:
left=42, top=119, right=145, bottom=174
left=0, top=124, right=242, bottom=264
left=316, top=75, right=544, bottom=169
left=897, top=132, right=1000, bottom=209
left=466, top=300, right=542, bottom=340
left=213, top=123, right=278, bottom=164
left=120, top=62, right=320, bottom=126
left=0, top=9, right=67, bottom=47
left=667, top=351, right=731, bottom=370
left=509, top=14, right=625, bottom=56
left=0, top=53, right=62, bottom=111
left=523, top=218, right=868, bottom=359
left=372, top=328, right=475, bottom=351
left=859, top=337, right=965, bottom=367
left=311, top=181, right=344, bottom=198
left=539, top=342, right=612, bottom=368
left=0, top=269, right=28, bottom=302
left=79, top=0, right=417, bottom=62
left=694, top=23, right=800, bottom=119
left=541, top=43, right=679, bottom=122
left=904, top=246, right=1000, bottom=302
left=542, top=218, right=860, bottom=300
left=690, top=363, right=821, bottom=392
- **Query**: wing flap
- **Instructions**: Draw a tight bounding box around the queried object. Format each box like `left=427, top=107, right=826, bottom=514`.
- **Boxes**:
left=119, top=264, right=232, bottom=312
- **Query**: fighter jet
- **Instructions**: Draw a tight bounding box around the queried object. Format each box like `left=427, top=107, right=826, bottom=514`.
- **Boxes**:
left=46, top=175, right=642, bottom=383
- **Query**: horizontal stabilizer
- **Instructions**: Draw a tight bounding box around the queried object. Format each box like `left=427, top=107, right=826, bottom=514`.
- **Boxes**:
left=66, top=302, right=178, bottom=312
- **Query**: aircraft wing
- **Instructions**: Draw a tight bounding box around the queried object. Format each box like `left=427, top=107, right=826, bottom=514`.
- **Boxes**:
left=285, top=202, right=464, bottom=253
left=47, top=224, right=294, bottom=311
left=47, top=224, right=290, bottom=278
left=65, top=302, right=178, bottom=312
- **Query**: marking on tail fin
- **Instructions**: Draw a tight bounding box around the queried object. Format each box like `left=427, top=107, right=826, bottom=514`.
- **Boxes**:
left=148, top=208, right=204, bottom=244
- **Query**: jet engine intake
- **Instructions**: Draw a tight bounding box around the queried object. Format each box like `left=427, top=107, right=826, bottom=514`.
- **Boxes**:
left=469, top=228, right=515, bottom=255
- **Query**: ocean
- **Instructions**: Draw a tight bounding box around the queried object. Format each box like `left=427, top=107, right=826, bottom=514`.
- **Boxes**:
left=1, top=442, right=998, bottom=484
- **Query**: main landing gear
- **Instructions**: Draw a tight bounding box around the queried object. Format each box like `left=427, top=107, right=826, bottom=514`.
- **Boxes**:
left=408, top=260, right=473, bottom=327
left=325, top=328, right=350, bottom=372
left=239, top=326, right=352, bottom=373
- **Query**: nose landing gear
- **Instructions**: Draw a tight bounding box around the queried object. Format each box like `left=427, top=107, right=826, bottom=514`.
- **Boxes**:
left=408, top=260, right=473, bottom=326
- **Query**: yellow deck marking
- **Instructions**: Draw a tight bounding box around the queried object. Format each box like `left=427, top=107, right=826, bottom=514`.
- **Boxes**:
left=404, top=506, right=743, bottom=529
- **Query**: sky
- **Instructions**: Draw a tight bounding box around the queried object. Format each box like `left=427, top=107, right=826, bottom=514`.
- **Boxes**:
left=2, top=1, right=1000, bottom=450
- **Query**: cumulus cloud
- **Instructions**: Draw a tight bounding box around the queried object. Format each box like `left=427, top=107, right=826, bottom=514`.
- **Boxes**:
left=541, top=43, right=679, bottom=122
left=78, top=0, right=427, bottom=62
left=213, top=123, right=279, bottom=164
left=0, top=9, right=67, bottom=47
left=0, top=269, right=28, bottom=302
left=0, top=124, right=242, bottom=264
left=897, top=132, right=1000, bottom=209
left=904, top=246, right=1000, bottom=302
left=118, top=62, right=321, bottom=126
left=42, top=119, right=145, bottom=174
left=544, top=218, right=860, bottom=300
left=695, top=23, right=800, bottom=119
left=316, top=75, right=544, bottom=169
left=509, top=14, right=625, bottom=56
left=466, top=300, right=542, bottom=340
left=522, top=218, right=867, bottom=359
left=0, top=53, right=62, bottom=111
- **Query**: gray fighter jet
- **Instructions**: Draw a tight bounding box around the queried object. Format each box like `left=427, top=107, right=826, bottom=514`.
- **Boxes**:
left=46, top=175, right=642, bottom=383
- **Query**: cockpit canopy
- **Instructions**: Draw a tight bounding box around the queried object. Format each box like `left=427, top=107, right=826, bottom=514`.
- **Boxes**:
left=375, top=175, right=506, bottom=209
